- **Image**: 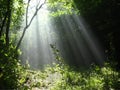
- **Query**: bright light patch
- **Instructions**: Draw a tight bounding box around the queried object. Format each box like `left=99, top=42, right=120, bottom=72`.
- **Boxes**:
left=19, top=0, right=105, bottom=69
left=20, top=0, right=55, bottom=69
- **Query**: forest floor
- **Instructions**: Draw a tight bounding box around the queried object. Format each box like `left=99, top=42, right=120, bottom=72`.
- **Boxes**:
left=31, top=72, right=61, bottom=90
left=21, top=63, right=120, bottom=90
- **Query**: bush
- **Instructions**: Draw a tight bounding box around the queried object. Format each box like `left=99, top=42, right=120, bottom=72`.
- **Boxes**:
left=0, top=36, right=25, bottom=89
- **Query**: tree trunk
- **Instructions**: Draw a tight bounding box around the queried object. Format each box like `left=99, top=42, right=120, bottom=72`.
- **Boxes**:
left=5, top=0, right=12, bottom=46
left=0, top=13, right=7, bottom=37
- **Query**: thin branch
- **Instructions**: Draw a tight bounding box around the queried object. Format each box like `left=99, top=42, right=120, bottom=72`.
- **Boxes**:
left=27, top=0, right=46, bottom=27
left=38, top=0, right=46, bottom=10
left=26, top=0, right=31, bottom=26
left=16, top=0, right=46, bottom=51
left=36, top=0, right=41, bottom=9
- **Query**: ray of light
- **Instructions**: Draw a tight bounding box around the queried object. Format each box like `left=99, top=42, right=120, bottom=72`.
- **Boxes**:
left=19, top=0, right=105, bottom=69
left=72, top=14, right=105, bottom=65
left=57, top=14, right=105, bottom=67
left=19, top=0, right=55, bottom=69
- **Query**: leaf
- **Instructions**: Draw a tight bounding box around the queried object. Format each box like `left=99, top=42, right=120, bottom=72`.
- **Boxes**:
left=4, top=53, right=8, bottom=56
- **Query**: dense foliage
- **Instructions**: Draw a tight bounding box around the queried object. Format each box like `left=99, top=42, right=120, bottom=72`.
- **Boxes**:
left=4, top=62, right=119, bottom=90
left=0, top=36, right=23, bottom=89
left=0, top=0, right=24, bottom=89
left=48, top=0, right=79, bottom=16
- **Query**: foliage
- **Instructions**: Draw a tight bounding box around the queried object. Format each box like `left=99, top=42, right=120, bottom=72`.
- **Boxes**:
left=0, top=0, right=25, bottom=89
left=11, top=0, right=24, bottom=32
left=0, top=36, right=24, bottom=89
left=0, top=0, right=25, bottom=88
left=9, top=61, right=119, bottom=90
left=48, top=62, right=120, bottom=90
left=48, top=0, right=79, bottom=16
left=0, top=0, right=24, bottom=45
left=0, top=37, right=119, bottom=89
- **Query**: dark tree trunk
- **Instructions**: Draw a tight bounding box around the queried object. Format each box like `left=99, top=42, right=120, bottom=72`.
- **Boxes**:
left=6, top=10, right=11, bottom=46
left=5, top=0, right=12, bottom=46
left=0, top=13, right=7, bottom=37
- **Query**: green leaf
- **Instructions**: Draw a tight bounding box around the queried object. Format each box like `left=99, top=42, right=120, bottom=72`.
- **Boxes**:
left=4, top=53, right=8, bottom=57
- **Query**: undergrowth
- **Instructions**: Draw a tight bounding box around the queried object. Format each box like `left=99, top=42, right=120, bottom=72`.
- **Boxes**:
left=0, top=40, right=120, bottom=89
left=19, top=44, right=120, bottom=90
left=12, top=62, right=119, bottom=90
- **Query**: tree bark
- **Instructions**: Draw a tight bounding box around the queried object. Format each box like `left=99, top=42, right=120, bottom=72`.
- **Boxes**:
left=5, top=0, right=12, bottom=46
left=0, top=13, right=7, bottom=37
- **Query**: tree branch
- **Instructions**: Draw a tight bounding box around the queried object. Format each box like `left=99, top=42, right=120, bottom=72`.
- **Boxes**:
left=26, top=0, right=31, bottom=26
left=15, top=0, right=46, bottom=51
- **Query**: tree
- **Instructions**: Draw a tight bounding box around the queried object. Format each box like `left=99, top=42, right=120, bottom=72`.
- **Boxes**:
left=0, top=0, right=12, bottom=45
left=5, top=0, right=12, bottom=46
left=0, top=0, right=24, bottom=45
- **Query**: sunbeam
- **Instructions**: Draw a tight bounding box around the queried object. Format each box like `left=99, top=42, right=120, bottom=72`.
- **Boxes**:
left=19, top=0, right=105, bottom=69
left=19, top=0, right=55, bottom=69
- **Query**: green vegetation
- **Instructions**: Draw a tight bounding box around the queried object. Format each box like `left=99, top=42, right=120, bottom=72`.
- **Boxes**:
left=0, top=36, right=119, bottom=89
left=0, top=36, right=23, bottom=89
left=48, top=0, right=79, bottom=16
left=48, top=62, right=120, bottom=90
left=1, top=61, right=119, bottom=89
